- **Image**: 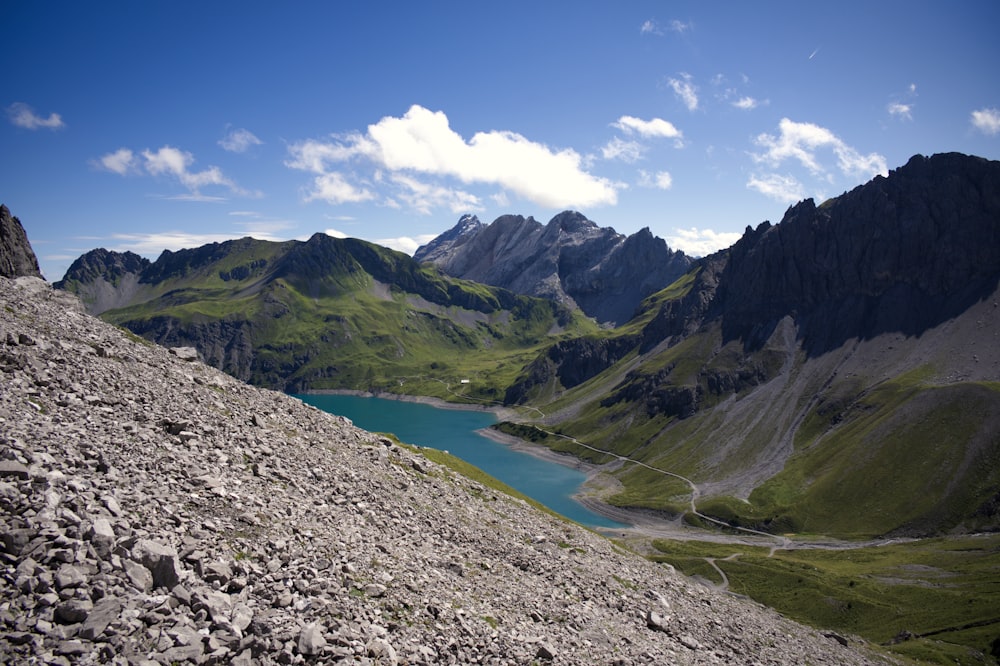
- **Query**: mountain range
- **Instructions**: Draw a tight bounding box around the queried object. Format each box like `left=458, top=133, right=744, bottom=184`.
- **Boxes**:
left=414, top=210, right=693, bottom=326
left=49, top=152, right=1000, bottom=541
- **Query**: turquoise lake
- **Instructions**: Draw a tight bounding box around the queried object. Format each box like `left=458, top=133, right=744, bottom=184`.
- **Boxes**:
left=295, top=393, right=627, bottom=529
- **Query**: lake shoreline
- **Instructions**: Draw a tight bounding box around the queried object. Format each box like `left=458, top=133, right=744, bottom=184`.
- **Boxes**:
left=299, top=388, right=654, bottom=531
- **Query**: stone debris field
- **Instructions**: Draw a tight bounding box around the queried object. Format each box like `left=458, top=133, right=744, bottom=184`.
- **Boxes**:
left=0, top=276, right=889, bottom=664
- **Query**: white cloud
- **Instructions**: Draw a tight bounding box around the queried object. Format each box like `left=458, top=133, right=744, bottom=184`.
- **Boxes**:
left=286, top=104, right=618, bottom=211
left=7, top=102, right=64, bottom=130
left=669, top=19, right=692, bottom=33
left=141, top=146, right=250, bottom=196
left=219, top=127, right=263, bottom=153
left=324, top=228, right=349, bottom=239
left=752, top=118, right=887, bottom=179
left=638, top=170, right=673, bottom=190
left=887, top=102, right=912, bottom=120
left=612, top=115, right=682, bottom=140
left=971, top=108, right=1000, bottom=136
left=601, top=138, right=645, bottom=163
left=666, top=227, right=741, bottom=257
left=640, top=20, right=662, bottom=35
left=389, top=173, right=482, bottom=215
left=375, top=233, right=439, bottom=255
left=746, top=173, right=807, bottom=204
left=96, top=144, right=256, bottom=199
left=667, top=73, right=699, bottom=111
left=95, top=148, right=138, bottom=175
left=732, top=96, right=760, bottom=110
left=306, top=172, right=376, bottom=204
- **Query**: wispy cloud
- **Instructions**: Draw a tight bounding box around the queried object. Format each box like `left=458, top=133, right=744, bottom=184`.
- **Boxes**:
left=638, top=170, right=673, bottom=190
left=746, top=173, right=807, bottom=204
left=669, top=19, right=693, bottom=33
left=601, top=138, right=645, bottom=163
left=219, top=127, right=263, bottom=153
left=286, top=104, right=619, bottom=212
left=887, top=102, right=912, bottom=120
left=94, top=144, right=258, bottom=199
left=667, top=73, right=699, bottom=111
left=613, top=115, right=683, bottom=140
left=751, top=118, right=887, bottom=179
left=971, top=108, right=1000, bottom=135
left=732, top=96, right=762, bottom=110
left=6, top=102, right=65, bottom=130
left=666, top=227, right=741, bottom=257
left=306, top=172, right=376, bottom=205
left=639, top=19, right=662, bottom=36
left=375, top=233, right=439, bottom=255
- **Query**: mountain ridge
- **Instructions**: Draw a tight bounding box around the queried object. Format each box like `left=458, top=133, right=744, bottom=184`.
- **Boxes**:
left=415, top=211, right=694, bottom=326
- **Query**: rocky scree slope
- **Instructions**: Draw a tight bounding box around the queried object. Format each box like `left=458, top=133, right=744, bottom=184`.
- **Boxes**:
left=415, top=212, right=693, bottom=327
left=0, top=276, right=886, bottom=664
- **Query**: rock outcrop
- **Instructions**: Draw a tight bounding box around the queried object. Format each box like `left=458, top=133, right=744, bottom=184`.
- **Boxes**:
left=0, top=276, right=886, bottom=664
left=714, top=152, right=1000, bottom=355
left=0, top=204, right=43, bottom=280
left=415, top=212, right=693, bottom=326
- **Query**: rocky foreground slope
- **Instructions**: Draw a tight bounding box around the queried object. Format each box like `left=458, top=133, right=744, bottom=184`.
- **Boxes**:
left=0, top=276, right=886, bottom=665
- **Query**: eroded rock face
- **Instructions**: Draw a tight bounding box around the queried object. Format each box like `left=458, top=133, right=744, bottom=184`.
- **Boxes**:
left=0, top=276, right=886, bottom=664
left=416, top=211, right=694, bottom=326
left=0, top=204, right=43, bottom=280
left=717, top=153, right=1000, bottom=354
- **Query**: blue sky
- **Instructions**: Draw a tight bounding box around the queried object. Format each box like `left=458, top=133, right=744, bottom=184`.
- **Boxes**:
left=3, top=1, right=999, bottom=281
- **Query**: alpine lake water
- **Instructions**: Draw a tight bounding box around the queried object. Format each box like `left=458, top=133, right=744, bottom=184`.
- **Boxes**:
left=295, top=393, right=627, bottom=529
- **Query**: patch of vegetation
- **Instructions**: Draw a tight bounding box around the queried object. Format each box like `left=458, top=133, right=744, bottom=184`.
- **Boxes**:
left=650, top=535, right=1000, bottom=665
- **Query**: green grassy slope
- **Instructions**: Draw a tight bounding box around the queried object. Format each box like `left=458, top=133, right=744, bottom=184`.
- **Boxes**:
left=95, top=234, right=597, bottom=398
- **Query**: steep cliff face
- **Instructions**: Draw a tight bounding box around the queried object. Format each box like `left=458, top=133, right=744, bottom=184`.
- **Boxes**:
left=0, top=204, right=43, bottom=279
left=715, top=153, right=1000, bottom=354
left=415, top=211, right=693, bottom=326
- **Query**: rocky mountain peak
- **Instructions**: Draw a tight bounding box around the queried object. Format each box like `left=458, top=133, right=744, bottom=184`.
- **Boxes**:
left=416, top=212, right=693, bottom=326
left=0, top=204, right=43, bottom=280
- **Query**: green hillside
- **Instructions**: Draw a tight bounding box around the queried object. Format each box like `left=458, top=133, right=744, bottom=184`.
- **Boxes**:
left=86, top=234, right=597, bottom=399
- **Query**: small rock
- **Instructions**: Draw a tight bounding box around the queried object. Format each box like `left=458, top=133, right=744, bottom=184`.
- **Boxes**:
left=132, top=539, right=181, bottom=589
left=55, top=598, right=93, bottom=624
left=536, top=641, right=557, bottom=661
left=679, top=634, right=701, bottom=650
left=367, top=637, right=398, bottom=665
left=0, top=460, right=29, bottom=480
left=298, top=622, right=327, bottom=655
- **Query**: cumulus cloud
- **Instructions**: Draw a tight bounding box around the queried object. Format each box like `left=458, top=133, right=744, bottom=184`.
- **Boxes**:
left=613, top=115, right=682, bottom=140
left=751, top=118, right=887, bottom=179
left=219, top=127, right=263, bottom=153
left=971, top=108, right=1000, bottom=135
left=746, top=173, right=807, bottom=204
left=306, top=172, right=376, bottom=205
left=667, top=74, right=698, bottom=111
left=887, top=102, right=913, bottom=120
left=669, top=19, right=693, bottom=33
left=95, top=144, right=256, bottom=199
left=286, top=104, right=618, bottom=211
left=666, top=227, right=741, bottom=257
left=7, top=102, right=65, bottom=130
left=95, top=148, right=138, bottom=175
